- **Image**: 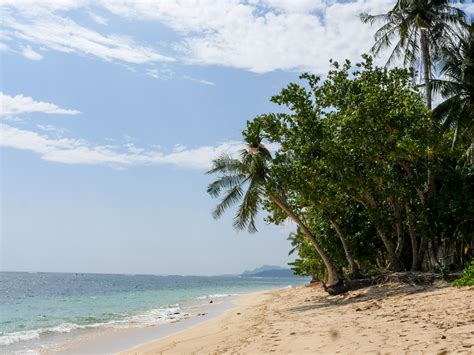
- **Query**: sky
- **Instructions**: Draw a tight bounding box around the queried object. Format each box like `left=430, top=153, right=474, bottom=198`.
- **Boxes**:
left=3, top=0, right=465, bottom=275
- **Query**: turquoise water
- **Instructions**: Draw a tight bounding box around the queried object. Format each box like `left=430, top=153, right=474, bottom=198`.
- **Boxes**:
left=0, top=272, right=308, bottom=351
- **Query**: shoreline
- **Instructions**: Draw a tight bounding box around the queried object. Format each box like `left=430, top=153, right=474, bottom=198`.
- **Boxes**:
left=122, top=282, right=473, bottom=354
left=41, top=288, right=290, bottom=354
left=43, top=296, right=239, bottom=354
left=121, top=290, right=270, bottom=354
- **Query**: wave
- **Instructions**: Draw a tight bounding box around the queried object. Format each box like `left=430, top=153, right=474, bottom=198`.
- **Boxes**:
left=0, top=306, right=190, bottom=346
left=0, top=330, right=41, bottom=346
left=196, top=293, right=239, bottom=300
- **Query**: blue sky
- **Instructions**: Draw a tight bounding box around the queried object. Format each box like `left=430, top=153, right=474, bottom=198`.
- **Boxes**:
left=3, top=0, right=465, bottom=275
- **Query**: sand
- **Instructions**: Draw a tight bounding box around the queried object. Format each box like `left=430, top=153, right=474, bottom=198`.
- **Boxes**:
left=122, top=282, right=473, bottom=354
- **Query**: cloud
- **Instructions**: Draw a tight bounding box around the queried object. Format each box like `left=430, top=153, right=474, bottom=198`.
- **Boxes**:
left=1, top=0, right=393, bottom=74
left=88, top=12, right=108, bottom=25
left=3, top=0, right=471, bottom=74
left=36, top=124, right=68, bottom=135
left=101, top=0, right=393, bottom=73
left=183, top=75, right=216, bottom=86
left=146, top=68, right=174, bottom=80
left=1, top=92, right=81, bottom=116
left=20, top=45, right=43, bottom=60
left=1, top=2, right=174, bottom=65
left=0, top=124, right=246, bottom=169
left=0, top=42, right=12, bottom=52
left=256, top=0, right=328, bottom=13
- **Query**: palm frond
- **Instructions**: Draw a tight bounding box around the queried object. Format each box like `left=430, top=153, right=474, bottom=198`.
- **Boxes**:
left=207, top=174, right=247, bottom=198
left=207, top=154, right=243, bottom=175
left=212, top=184, right=244, bottom=220
left=232, top=179, right=262, bottom=233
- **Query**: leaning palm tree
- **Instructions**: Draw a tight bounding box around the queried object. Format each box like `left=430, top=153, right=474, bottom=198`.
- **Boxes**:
left=361, top=0, right=467, bottom=109
left=432, top=21, right=474, bottom=153
left=207, top=143, right=340, bottom=286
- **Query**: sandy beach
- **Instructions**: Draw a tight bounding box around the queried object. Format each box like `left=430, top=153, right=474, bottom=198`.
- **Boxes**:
left=123, top=282, right=473, bottom=354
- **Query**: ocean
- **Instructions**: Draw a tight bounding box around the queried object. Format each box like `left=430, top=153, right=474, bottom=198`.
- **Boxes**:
left=0, top=271, right=308, bottom=353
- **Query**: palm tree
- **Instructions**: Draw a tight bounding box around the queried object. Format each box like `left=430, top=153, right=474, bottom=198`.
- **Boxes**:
left=361, top=0, right=466, bottom=109
left=207, top=143, right=341, bottom=286
left=432, top=21, right=474, bottom=154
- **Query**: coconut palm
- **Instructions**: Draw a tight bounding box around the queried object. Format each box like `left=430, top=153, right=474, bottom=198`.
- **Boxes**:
left=432, top=21, right=474, bottom=153
left=361, top=0, right=466, bottom=109
left=207, top=143, right=341, bottom=286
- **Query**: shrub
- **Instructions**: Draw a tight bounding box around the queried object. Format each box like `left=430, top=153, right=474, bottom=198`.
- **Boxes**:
left=453, top=260, right=474, bottom=287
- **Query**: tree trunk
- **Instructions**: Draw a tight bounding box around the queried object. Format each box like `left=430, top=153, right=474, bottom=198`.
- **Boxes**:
left=377, top=229, right=402, bottom=271
left=427, top=238, right=441, bottom=271
left=405, top=202, right=418, bottom=271
left=417, top=236, right=428, bottom=270
left=329, top=219, right=360, bottom=278
left=420, top=30, right=432, bottom=109
left=420, top=29, right=437, bottom=264
left=362, top=192, right=401, bottom=271
left=392, top=200, right=404, bottom=258
left=269, top=194, right=340, bottom=286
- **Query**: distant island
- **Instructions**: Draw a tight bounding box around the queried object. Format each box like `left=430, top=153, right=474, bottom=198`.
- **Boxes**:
left=241, top=265, right=296, bottom=278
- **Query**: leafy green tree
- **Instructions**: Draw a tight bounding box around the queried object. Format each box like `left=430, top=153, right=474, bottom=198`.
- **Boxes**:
left=361, top=0, right=466, bottom=109
left=247, top=56, right=440, bottom=271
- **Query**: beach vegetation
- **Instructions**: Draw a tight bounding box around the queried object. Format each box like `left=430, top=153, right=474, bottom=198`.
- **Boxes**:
left=207, top=0, right=474, bottom=292
left=453, top=260, right=474, bottom=287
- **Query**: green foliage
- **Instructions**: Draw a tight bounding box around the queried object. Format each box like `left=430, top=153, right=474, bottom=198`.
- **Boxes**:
left=453, top=260, right=474, bottom=287
left=245, top=55, right=446, bottom=273
left=207, top=7, right=474, bottom=280
left=287, top=230, right=326, bottom=280
left=432, top=21, right=474, bottom=153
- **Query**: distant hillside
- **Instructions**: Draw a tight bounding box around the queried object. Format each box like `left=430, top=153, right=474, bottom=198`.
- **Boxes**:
left=241, top=265, right=296, bottom=278
left=242, top=265, right=286, bottom=276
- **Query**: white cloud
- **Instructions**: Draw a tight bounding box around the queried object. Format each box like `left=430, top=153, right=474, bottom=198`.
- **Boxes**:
left=183, top=75, right=216, bottom=86
left=20, top=45, right=43, bottom=60
left=198, top=79, right=215, bottom=86
left=0, top=42, right=12, bottom=52
left=36, top=124, right=68, bottom=135
left=0, top=92, right=80, bottom=116
left=146, top=68, right=174, bottom=80
left=0, top=124, right=245, bottom=169
left=1, top=0, right=394, bottom=74
left=101, top=0, right=393, bottom=73
left=255, top=0, right=328, bottom=14
left=1, top=3, right=174, bottom=65
left=3, top=0, right=470, bottom=74
left=88, top=12, right=108, bottom=25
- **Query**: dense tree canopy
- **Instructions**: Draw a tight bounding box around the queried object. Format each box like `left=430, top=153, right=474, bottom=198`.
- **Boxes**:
left=207, top=1, right=474, bottom=289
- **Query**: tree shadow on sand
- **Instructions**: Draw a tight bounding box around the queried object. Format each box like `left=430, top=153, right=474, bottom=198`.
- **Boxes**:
left=287, top=281, right=450, bottom=314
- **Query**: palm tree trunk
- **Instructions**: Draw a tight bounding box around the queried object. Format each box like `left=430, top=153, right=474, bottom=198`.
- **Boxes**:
left=421, top=30, right=432, bottom=109
left=420, top=30, right=439, bottom=271
left=329, top=219, right=360, bottom=278
left=269, top=194, right=340, bottom=286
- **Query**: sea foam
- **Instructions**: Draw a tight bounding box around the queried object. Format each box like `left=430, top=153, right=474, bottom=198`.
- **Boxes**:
left=0, top=306, right=189, bottom=346
left=196, top=293, right=239, bottom=300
